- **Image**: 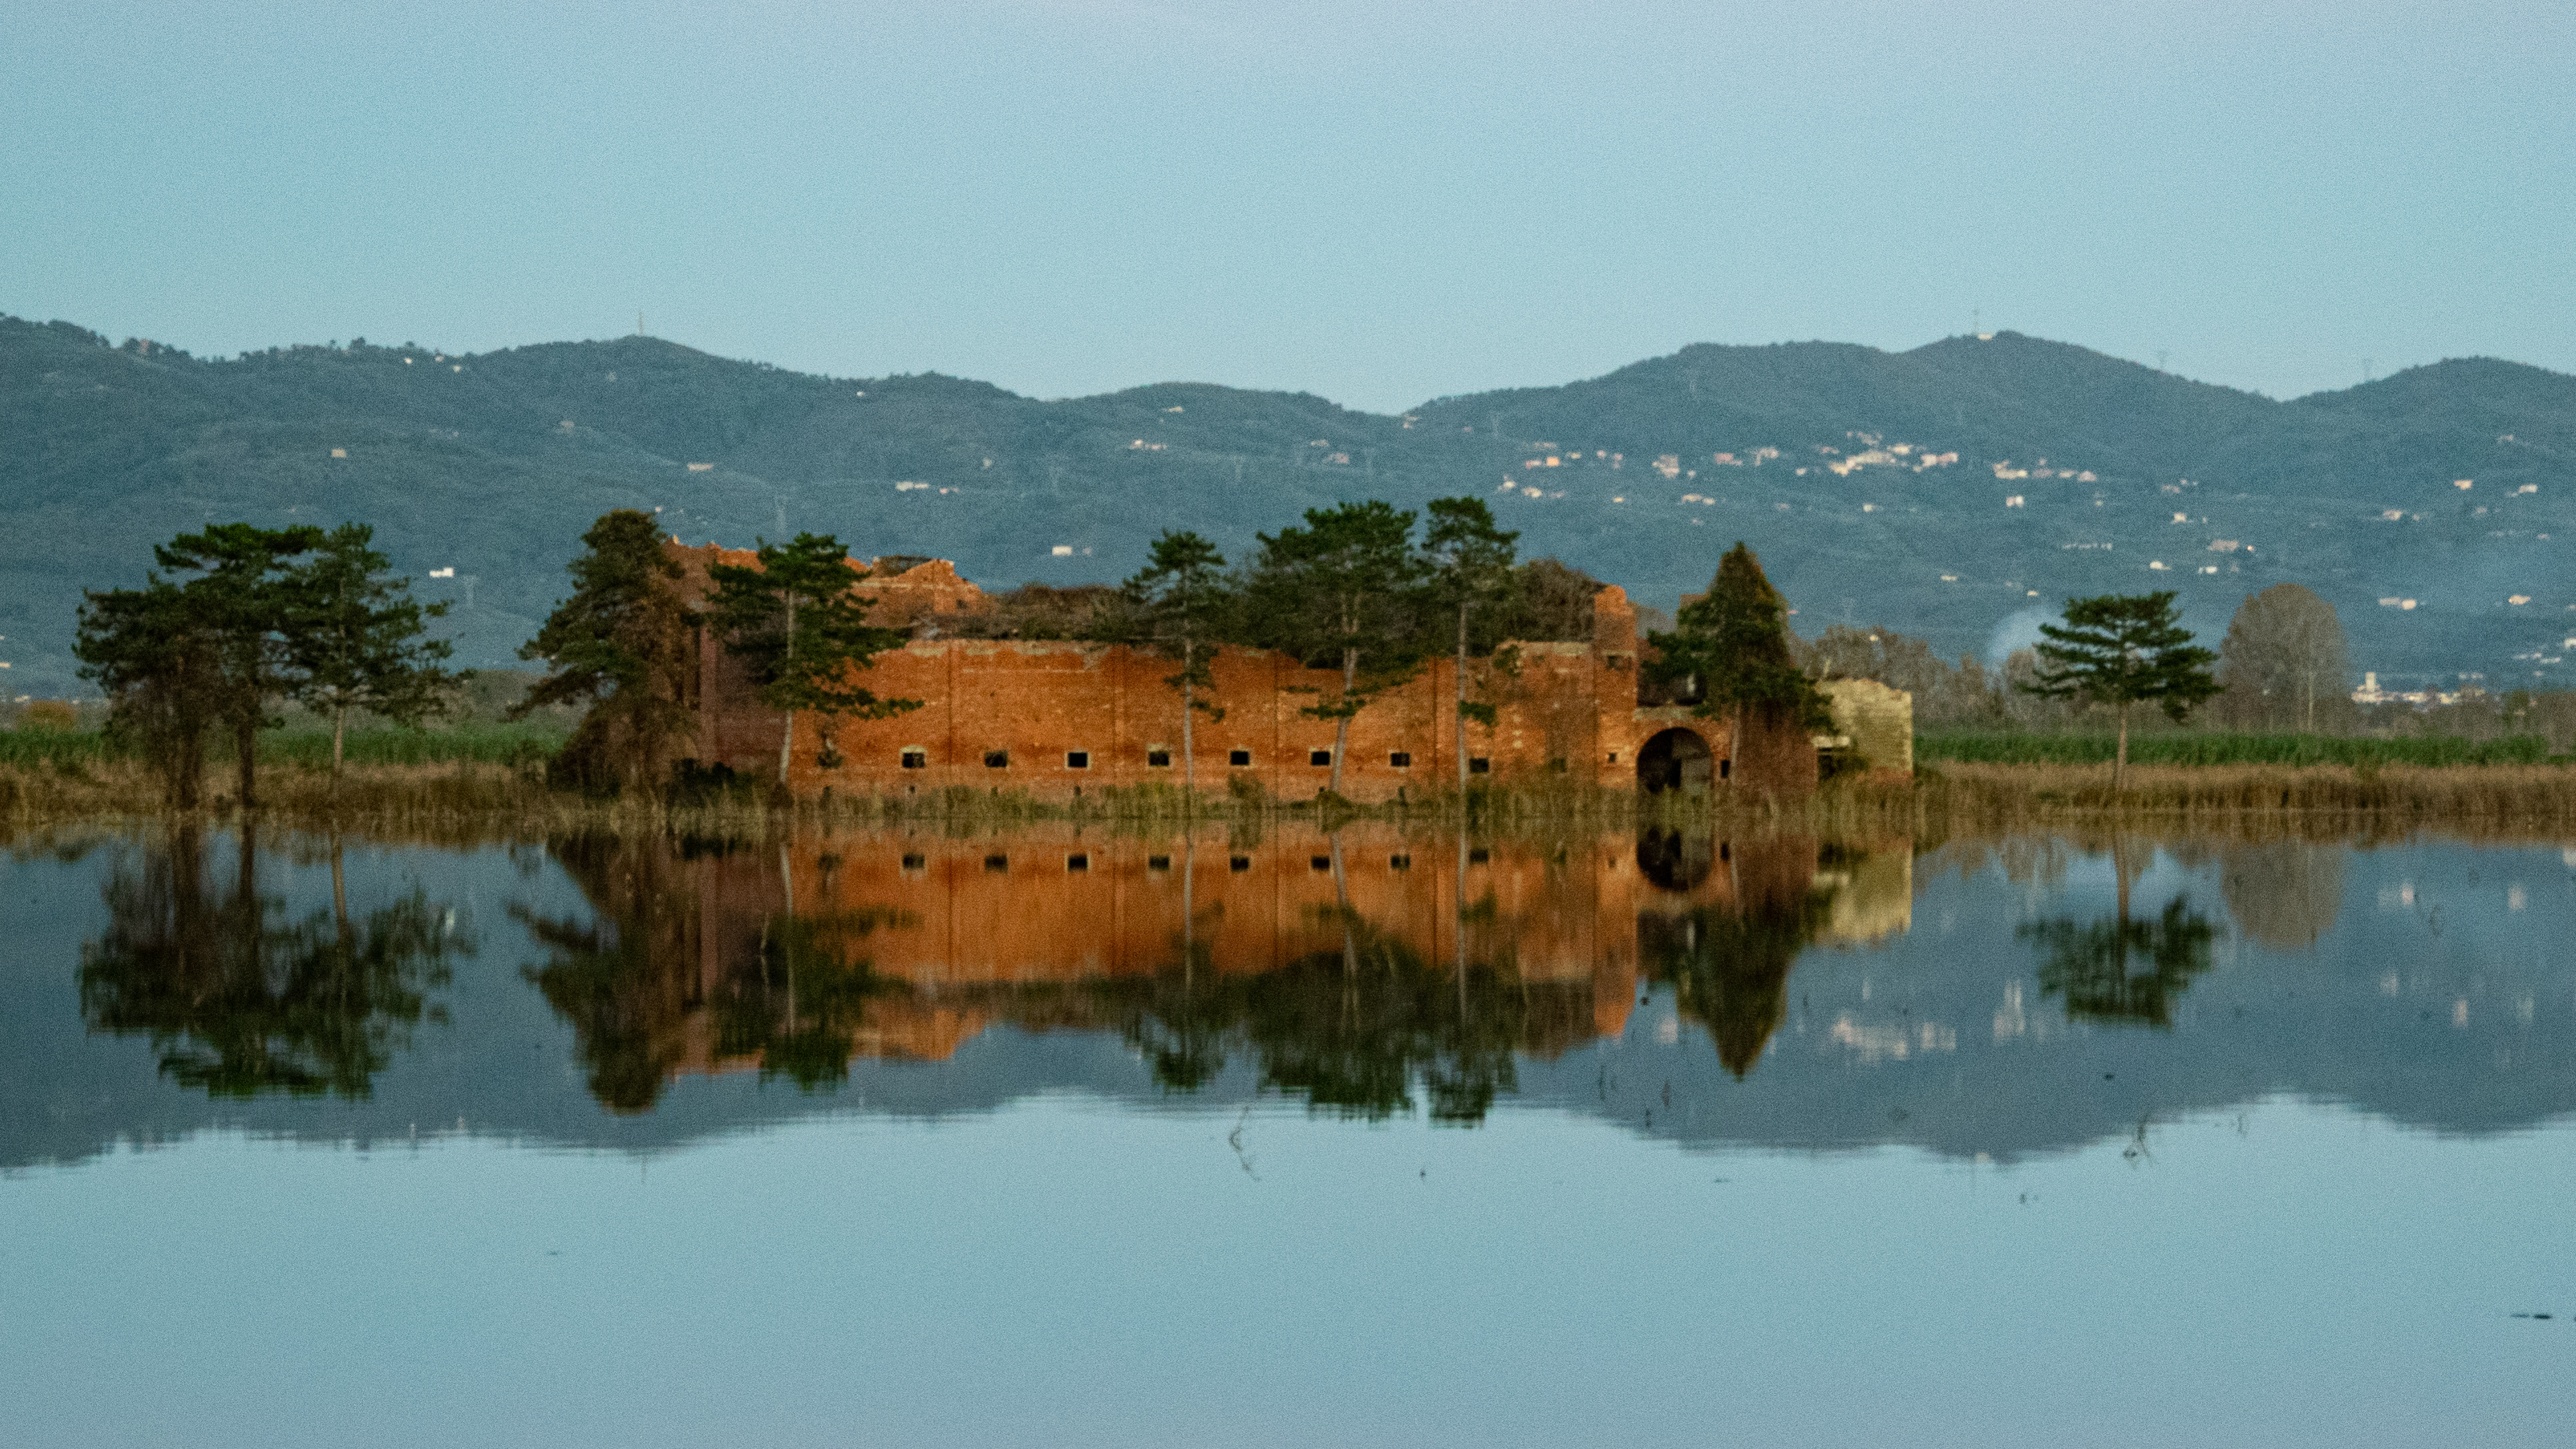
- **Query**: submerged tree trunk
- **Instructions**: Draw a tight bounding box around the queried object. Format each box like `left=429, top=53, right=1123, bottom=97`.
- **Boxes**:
left=235, top=719, right=258, bottom=811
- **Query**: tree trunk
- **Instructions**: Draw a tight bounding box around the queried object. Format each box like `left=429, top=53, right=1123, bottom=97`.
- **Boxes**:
left=2114, top=701, right=2130, bottom=795
left=331, top=705, right=347, bottom=781
left=1455, top=602, right=1470, bottom=808
left=1330, top=647, right=1357, bottom=798
left=778, top=588, right=798, bottom=785
left=1180, top=635, right=1197, bottom=811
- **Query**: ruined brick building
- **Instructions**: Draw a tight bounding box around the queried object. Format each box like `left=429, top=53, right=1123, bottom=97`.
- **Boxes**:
left=673, top=543, right=1907, bottom=803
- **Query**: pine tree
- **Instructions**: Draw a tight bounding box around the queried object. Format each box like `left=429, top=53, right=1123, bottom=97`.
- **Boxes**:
left=1420, top=497, right=1519, bottom=802
left=706, top=533, right=919, bottom=783
left=1122, top=531, right=1231, bottom=802
left=1646, top=543, right=1826, bottom=779
left=155, top=523, right=327, bottom=810
left=76, top=578, right=222, bottom=808
left=1246, top=501, right=1428, bottom=798
left=517, top=510, right=701, bottom=794
left=288, top=524, right=459, bottom=778
left=2020, top=591, right=2220, bottom=791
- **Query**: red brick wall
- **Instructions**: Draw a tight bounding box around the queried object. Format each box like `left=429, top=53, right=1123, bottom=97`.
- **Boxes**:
left=668, top=542, right=1827, bottom=802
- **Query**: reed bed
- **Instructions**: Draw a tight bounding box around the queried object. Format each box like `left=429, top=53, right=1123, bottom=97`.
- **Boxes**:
left=11, top=751, right=2576, bottom=850
left=1921, top=729, right=2565, bottom=769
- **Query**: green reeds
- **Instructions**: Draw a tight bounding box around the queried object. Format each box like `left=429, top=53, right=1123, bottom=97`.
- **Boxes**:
left=1921, top=729, right=2565, bottom=768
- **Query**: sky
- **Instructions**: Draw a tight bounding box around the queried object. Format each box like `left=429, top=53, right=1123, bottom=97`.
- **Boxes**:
left=4, top=0, right=2569, bottom=414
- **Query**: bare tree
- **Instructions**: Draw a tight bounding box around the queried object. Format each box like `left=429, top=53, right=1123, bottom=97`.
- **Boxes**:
left=2216, top=584, right=2350, bottom=734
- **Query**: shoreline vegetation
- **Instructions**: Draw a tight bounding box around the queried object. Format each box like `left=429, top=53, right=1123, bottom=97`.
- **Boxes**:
left=9, top=723, right=2576, bottom=843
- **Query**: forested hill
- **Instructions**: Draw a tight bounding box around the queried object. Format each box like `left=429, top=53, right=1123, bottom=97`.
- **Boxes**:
left=6, top=313, right=2573, bottom=699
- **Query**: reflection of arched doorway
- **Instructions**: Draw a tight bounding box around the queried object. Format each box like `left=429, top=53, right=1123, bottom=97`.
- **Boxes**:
left=1636, top=727, right=1715, bottom=795
left=1636, top=827, right=1713, bottom=891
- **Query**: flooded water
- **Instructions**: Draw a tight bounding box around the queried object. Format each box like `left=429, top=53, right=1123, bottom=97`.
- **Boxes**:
left=5, top=821, right=2573, bottom=1446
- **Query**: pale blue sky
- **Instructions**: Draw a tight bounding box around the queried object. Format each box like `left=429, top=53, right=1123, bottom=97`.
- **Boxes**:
left=5, top=0, right=2567, bottom=412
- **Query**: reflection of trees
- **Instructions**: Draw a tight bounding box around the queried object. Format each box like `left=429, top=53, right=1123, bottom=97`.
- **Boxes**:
left=1093, top=840, right=1594, bottom=1124
left=708, top=905, right=908, bottom=1090
left=1640, top=892, right=1830, bottom=1077
left=1634, top=831, right=1832, bottom=1078
left=2220, top=841, right=2344, bottom=951
left=516, top=833, right=707, bottom=1113
left=520, top=835, right=917, bottom=1110
left=2020, top=897, right=2217, bottom=1027
left=80, top=823, right=463, bottom=1099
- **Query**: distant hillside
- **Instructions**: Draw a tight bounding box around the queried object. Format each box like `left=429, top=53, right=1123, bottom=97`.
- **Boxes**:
left=5, top=315, right=2573, bottom=699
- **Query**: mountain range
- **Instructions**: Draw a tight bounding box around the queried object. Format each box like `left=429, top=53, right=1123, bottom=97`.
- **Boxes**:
left=7, top=313, right=2574, bottom=700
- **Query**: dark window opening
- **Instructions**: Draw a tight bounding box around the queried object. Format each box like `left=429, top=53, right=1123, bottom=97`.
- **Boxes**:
left=901, top=853, right=926, bottom=871
left=1066, top=750, right=1089, bottom=769
left=1067, top=853, right=1089, bottom=871
left=984, top=750, right=1009, bottom=768
left=900, top=748, right=927, bottom=770
left=1147, top=855, right=1171, bottom=871
left=1229, top=855, right=1252, bottom=873
left=1468, top=757, right=1491, bottom=775
left=1147, top=749, right=1171, bottom=767
left=1388, top=751, right=1411, bottom=768
left=1229, top=750, right=1252, bottom=767
left=1389, top=854, right=1411, bottom=870
left=1468, top=847, right=1490, bottom=865
left=983, top=854, right=1008, bottom=872
left=1606, top=751, right=1618, bottom=764
left=1719, top=758, right=1732, bottom=780
left=1547, top=757, right=1568, bottom=773
left=1310, top=855, right=1332, bottom=871
left=1309, top=749, right=1331, bottom=767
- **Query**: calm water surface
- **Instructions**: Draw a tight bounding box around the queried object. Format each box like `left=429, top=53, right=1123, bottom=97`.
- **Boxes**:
left=5, top=823, right=2573, bottom=1446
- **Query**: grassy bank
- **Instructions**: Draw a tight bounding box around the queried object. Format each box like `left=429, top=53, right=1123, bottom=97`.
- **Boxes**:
left=0, top=723, right=565, bottom=770
left=10, top=728, right=2576, bottom=845
left=1920, top=729, right=2565, bottom=768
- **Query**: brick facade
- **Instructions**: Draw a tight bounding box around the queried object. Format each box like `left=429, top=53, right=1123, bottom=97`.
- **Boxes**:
left=673, top=542, right=1851, bottom=802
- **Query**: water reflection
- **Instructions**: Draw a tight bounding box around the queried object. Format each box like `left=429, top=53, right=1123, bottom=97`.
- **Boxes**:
left=78, top=823, right=468, bottom=1099
left=2020, top=898, right=2219, bottom=1027
left=516, top=826, right=1910, bottom=1120
left=29, top=824, right=2576, bottom=1165
left=2015, top=838, right=2219, bottom=1027
left=2219, top=839, right=2346, bottom=950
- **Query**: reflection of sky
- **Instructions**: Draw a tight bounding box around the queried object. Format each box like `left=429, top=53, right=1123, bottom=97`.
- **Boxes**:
left=8, top=1098, right=2575, bottom=1447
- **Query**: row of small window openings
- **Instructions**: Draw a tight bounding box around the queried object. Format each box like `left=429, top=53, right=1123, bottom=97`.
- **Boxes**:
left=900, top=748, right=1478, bottom=770
left=904, top=850, right=1480, bottom=874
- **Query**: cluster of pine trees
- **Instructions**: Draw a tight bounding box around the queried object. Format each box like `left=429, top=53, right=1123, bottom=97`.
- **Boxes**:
left=75, top=523, right=455, bottom=807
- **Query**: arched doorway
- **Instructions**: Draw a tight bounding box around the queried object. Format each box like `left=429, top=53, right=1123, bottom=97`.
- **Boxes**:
left=1636, top=727, right=1714, bottom=796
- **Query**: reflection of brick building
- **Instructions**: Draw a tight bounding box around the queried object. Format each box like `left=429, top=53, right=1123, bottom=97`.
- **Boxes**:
left=671, top=545, right=1838, bottom=803
left=659, top=825, right=1911, bottom=1078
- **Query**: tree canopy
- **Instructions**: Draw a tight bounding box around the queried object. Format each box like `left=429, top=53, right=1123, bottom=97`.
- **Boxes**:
left=1245, top=501, right=1430, bottom=797
left=2021, top=590, right=2221, bottom=788
left=517, top=509, right=699, bottom=794
left=706, top=532, right=918, bottom=782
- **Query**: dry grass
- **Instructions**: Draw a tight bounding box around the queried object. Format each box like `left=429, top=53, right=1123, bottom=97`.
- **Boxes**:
left=10, top=755, right=2576, bottom=850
